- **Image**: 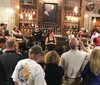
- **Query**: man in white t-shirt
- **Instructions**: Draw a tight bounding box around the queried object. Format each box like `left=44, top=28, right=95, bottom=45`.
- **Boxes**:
left=12, top=45, right=47, bottom=85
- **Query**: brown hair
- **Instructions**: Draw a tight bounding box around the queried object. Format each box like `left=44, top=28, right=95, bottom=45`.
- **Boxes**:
left=47, top=29, right=53, bottom=37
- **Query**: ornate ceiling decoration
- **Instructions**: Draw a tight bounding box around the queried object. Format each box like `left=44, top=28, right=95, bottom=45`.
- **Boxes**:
left=86, top=0, right=100, bottom=13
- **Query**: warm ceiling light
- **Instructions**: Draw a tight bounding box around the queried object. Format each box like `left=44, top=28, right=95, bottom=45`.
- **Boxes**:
left=16, top=5, right=20, bottom=9
left=84, top=14, right=88, bottom=18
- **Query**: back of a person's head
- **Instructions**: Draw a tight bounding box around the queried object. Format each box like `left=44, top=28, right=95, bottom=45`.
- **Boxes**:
left=0, top=23, right=4, bottom=26
left=93, top=37, right=100, bottom=46
left=92, top=28, right=97, bottom=33
left=47, top=29, right=53, bottom=37
left=18, top=41, right=27, bottom=51
left=0, top=38, right=6, bottom=48
left=90, top=48, right=100, bottom=75
left=0, top=38, right=6, bottom=43
left=6, top=38, right=15, bottom=48
left=13, top=26, right=18, bottom=30
left=45, top=51, right=60, bottom=65
left=29, top=45, right=43, bottom=56
left=69, top=38, right=78, bottom=50
left=81, top=38, right=88, bottom=47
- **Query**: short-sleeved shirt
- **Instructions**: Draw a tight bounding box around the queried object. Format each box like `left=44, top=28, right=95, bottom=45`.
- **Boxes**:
left=12, top=59, right=47, bottom=85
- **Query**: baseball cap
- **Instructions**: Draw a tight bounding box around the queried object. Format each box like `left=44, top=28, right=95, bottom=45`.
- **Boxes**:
left=29, top=45, right=43, bottom=54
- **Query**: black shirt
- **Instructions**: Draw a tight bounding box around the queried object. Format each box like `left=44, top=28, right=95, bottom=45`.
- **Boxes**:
left=32, top=30, right=43, bottom=41
left=0, top=50, right=22, bottom=85
left=46, top=37, right=56, bottom=51
left=0, top=60, right=7, bottom=85
left=45, top=63, right=64, bottom=85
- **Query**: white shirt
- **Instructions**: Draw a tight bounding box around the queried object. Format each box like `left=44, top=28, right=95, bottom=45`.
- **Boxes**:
left=12, top=59, right=47, bottom=85
left=60, top=49, right=88, bottom=78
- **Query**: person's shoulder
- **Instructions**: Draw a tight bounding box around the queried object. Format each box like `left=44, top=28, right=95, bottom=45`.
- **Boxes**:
left=34, top=63, right=44, bottom=73
left=58, top=65, right=64, bottom=70
left=61, top=51, right=70, bottom=58
left=17, top=58, right=27, bottom=63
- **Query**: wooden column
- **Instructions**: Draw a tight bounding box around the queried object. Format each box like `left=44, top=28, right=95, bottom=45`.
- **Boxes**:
left=15, top=0, right=20, bottom=27
left=80, top=0, right=86, bottom=28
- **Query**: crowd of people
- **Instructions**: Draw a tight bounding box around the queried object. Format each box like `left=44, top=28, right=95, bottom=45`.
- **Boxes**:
left=0, top=22, right=100, bottom=85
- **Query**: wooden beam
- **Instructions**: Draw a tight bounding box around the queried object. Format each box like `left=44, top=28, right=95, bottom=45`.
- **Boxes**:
left=80, top=0, right=86, bottom=28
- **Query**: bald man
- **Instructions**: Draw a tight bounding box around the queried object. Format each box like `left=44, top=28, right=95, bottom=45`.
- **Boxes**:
left=60, top=38, right=88, bottom=85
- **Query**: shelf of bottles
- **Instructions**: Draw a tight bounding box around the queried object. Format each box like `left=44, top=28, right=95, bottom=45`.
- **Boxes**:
left=38, top=24, right=61, bottom=36
left=20, top=24, right=33, bottom=37
left=20, top=8, right=37, bottom=24
left=63, top=11, right=80, bottom=26
left=18, top=0, right=38, bottom=37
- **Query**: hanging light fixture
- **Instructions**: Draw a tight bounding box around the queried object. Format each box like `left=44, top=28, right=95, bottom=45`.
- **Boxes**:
left=84, top=14, right=88, bottom=18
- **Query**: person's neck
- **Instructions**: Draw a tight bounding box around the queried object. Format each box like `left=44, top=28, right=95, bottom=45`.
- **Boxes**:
left=71, top=47, right=78, bottom=50
left=49, top=35, right=53, bottom=38
left=6, top=47, right=15, bottom=51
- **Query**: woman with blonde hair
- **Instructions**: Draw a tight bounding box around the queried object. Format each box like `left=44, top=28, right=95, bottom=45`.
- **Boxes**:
left=81, top=48, right=100, bottom=85
left=45, top=51, right=64, bottom=85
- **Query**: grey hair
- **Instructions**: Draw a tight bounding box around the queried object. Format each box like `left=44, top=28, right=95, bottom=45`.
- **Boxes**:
left=6, top=39, right=15, bottom=48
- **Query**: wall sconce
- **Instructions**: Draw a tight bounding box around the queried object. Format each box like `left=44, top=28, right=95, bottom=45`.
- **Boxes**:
left=16, top=5, right=20, bottom=9
left=84, top=14, right=88, bottom=18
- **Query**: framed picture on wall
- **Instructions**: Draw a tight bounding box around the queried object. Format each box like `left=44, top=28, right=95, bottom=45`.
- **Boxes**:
left=43, top=3, right=58, bottom=24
